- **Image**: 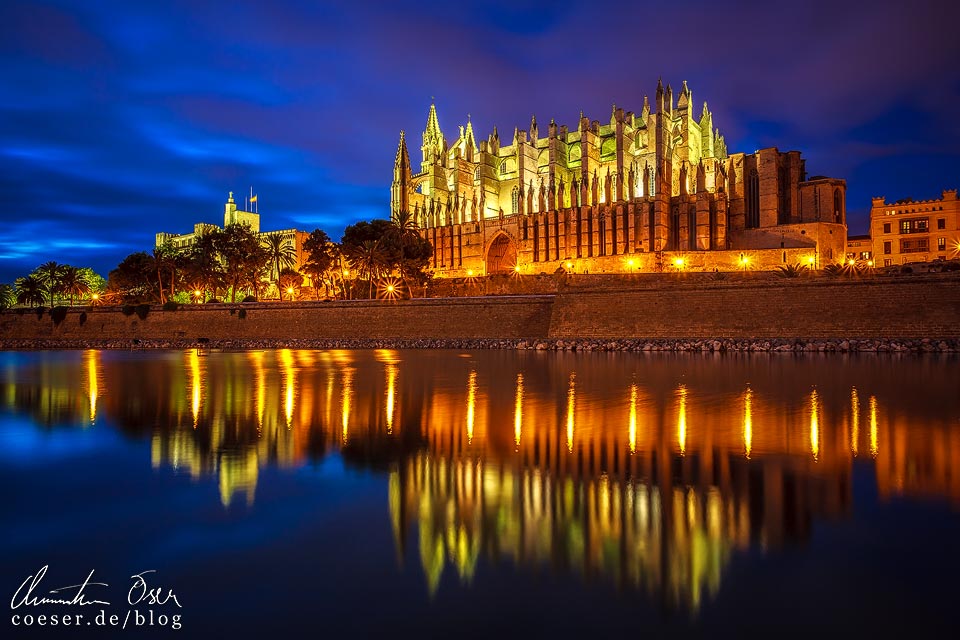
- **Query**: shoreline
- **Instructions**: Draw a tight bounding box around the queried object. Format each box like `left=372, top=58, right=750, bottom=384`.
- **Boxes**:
left=2, top=337, right=958, bottom=353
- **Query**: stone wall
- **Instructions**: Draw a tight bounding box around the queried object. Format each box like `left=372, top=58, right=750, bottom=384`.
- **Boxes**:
left=2, top=275, right=958, bottom=345
left=548, top=275, right=960, bottom=339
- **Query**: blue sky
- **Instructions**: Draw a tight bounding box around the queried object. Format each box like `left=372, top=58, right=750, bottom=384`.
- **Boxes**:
left=1, top=0, right=958, bottom=281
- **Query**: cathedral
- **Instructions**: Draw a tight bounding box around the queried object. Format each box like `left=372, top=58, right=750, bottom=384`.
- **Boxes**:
left=391, top=80, right=848, bottom=275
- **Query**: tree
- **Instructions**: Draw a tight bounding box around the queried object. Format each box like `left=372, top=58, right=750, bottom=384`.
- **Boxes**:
left=0, top=283, right=13, bottom=310
left=108, top=252, right=158, bottom=302
left=34, top=261, right=64, bottom=307
left=344, top=239, right=389, bottom=299
left=58, top=265, right=91, bottom=305
left=15, top=276, right=47, bottom=308
left=153, top=243, right=180, bottom=304
left=301, top=229, right=336, bottom=299
left=342, top=218, right=433, bottom=299
left=182, top=230, right=223, bottom=300
left=262, top=234, right=298, bottom=300
left=216, top=223, right=270, bottom=303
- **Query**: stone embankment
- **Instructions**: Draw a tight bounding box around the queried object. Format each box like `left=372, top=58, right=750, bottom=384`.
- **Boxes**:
left=3, top=337, right=957, bottom=353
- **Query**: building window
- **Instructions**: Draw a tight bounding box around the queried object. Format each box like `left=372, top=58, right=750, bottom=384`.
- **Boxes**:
left=900, top=218, right=929, bottom=234
left=938, top=237, right=946, bottom=251
left=884, top=259, right=892, bottom=267
left=883, top=223, right=891, bottom=234
left=511, top=187, right=520, bottom=215
left=938, top=218, right=946, bottom=229
left=900, top=238, right=929, bottom=253
left=474, top=167, right=480, bottom=182
left=883, top=241, right=891, bottom=254
left=746, top=169, right=760, bottom=229
left=500, top=163, right=507, bottom=177
left=833, top=189, right=843, bottom=223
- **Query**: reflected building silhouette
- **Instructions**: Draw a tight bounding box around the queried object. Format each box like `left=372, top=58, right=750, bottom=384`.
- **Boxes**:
left=3, top=350, right=960, bottom=608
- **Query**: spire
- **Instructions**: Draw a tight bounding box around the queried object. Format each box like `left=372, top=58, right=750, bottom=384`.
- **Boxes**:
left=677, top=80, right=690, bottom=109
left=395, top=130, right=409, bottom=166
left=425, top=100, right=442, bottom=140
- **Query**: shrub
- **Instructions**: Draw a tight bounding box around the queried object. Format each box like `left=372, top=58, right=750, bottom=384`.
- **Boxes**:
left=49, top=306, right=69, bottom=326
left=35, top=306, right=47, bottom=319
left=900, top=265, right=913, bottom=274
left=776, top=263, right=809, bottom=278
left=79, top=311, right=88, bottom=326
left=238, top=308, right=247, bottom=320
left=229, top=308, right=236, bottom=315
left=162, top=301, right=179, bottom=311
left=206, top=298, right=221, bottom=304
left=135, top=303, right=150, bottom=320
left=943, top=261, right=960, bottom=272
left=241, top=295, right=257, bottom=303
left=121, top=305, right=136, bottom=316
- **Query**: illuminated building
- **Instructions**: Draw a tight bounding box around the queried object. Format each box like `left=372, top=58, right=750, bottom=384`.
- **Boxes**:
left=391, top=81, right=848, bottom=276
left=155, top=191, right=310, bottom=280
left=869, top=189, right=960, bottom=266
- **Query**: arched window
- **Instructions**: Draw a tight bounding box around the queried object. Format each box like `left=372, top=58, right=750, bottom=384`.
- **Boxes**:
left=746, top=169, right=760, bottom=229
left=511, top=186, right=520, bottom=215
left=833, top=189, right=843, bottom=223
left=474, top=167, right=480, bottom=182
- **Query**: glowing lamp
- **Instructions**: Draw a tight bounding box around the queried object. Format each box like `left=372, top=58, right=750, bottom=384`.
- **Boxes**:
left=286, top=287, right=294, bottom=295
left=847, top=259, right=856, bottom=266
left=627, top=259, right=636, bottom=268
left=91, top=293, right=99, bottom=301
left=386, top=284, right=395, bottom=293
left=466, top=269, right=474, bottom=276
left=514, top=265, right=521, bottom=272
left=674, top=257, right=685, bottom=268
left=867, top=260, right=874, bottom=267
left=194, top=290, right=202, bottom=297
left=343, top=269, right=350, bottom=277
left=565, top=261, right=573, bottom=269
left=806, top=256, right=815, bottom=265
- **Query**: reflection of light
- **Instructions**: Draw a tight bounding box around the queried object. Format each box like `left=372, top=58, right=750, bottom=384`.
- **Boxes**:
left=386, top=363, right=397, bottom=434
left=566, top=373, right=576, bottom=452
left=188, top=349, right=201, bottom=427
left=84, top=350, right=100, bottom=425
left=810, top=390, right=820, bottom=460
left=280, top=349, right=295, bottom=428
left=466, top=370, right=477, bottom=444
left=248, top=351, right=265, bottom=429
left=514, top=373, right=523, bottom=447
left=869, top=395, right=878, bottom=457
left=851, top=387, right=860, bottom=456
left=677, top=385, right=687, bottom=455
left=629, top=383, right=638, bottom=453
left=342, top=368, right=353, bottom=443
left=743, top=387, right=752, bottom=459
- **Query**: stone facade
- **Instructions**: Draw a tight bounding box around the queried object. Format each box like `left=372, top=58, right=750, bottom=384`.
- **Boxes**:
left=869, top=189, right=960, bottom=267
left=392, top=81, right=847, bottom=276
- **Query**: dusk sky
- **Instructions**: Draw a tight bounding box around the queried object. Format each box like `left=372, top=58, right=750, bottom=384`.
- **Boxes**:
left=2, top=0, right=958, bottom=282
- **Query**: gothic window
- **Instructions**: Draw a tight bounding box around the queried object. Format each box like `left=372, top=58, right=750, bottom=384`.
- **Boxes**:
left=474, top=167, right=480, bottom=182
left=833, top=189, right=843, bottom=223
left=611, top=173, right=618, bottom=201
left=746, top=169, right=760, bottom=229
left=511, top=187, right=520, bottom=215
left=500, top=162, right=507, bottom=177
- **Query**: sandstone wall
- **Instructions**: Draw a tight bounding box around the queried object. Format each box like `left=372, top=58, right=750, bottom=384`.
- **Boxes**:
left=2, top=276, right=957, bottom=344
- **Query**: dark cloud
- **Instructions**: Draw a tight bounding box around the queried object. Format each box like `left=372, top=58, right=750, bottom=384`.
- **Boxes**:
left=1, top=0, right=958, bottom=281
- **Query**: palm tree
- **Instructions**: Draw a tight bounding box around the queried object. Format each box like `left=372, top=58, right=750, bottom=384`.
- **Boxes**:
left=15, top=276, right=47, bottom=308
left=263, top=234, right=298, bottom=300
left=153, top=243, right=178, bottom=304
left=346, top=239, right=389, bottom=299
left=0, top=283, right=14, bottom=310
left=388, top=210, right=421, bottom=297
left=58, top=266, right=91, bottom=305
left=34, top=261, right=63, bottom=307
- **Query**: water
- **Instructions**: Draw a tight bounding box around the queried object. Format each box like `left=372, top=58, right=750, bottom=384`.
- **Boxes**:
left=2, top=349, right=959, bottom=637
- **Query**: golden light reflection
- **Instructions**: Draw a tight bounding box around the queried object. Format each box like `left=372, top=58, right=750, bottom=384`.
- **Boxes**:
left=629, top=383, right=638, bottom=453
left=810, top=390, right=820, bottom=461
left=851, top=387, right=860, bottom=456
left=869, top=395, right=878, bottom=458
left=341, top=368, right=353, bottom=443
left=247, top=351, right=266, bottom=430
left=466, top=370, right=477, bottom=444
left=386, top=363, right=397, bottom=434
left=743, top=387, right=752, bottom=459
left=514, top=373, right=523, bottom=447
left=566, top=372, right=576, bottom=452
left=280, top=349, right=295, bottom=428
left=677, top=384, right=687, bottom=456
left=84, top=350, right=100, bottom=425
left=188, top=349, right=202, bottom=428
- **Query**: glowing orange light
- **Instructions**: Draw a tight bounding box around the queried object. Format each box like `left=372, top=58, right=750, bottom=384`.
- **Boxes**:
left=565, top=261, right=573, bottom=269
left=806, top=256, right=815, bottom=265
left=674, top=257, right=685, bottom=268
left=194, top=289, right=202, bottom=297
left=514, top=265, right=521, bottom=273
left=386, top=284, right=395, bottom=293
left=867, top=260, right=874, bottom=267
left=91, top=293, right=99, bottom=301
left=466, top=269, right=474, bottom=277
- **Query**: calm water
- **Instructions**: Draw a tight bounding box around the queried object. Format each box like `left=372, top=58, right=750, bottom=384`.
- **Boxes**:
left=2, top=349, right=959, bottom=637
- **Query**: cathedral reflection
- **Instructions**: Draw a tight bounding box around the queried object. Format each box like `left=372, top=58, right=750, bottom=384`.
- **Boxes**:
left=3, top=350, right=959, bottom=609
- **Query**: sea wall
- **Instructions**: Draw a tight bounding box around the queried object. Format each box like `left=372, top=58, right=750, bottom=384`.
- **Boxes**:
left=1, top=274, right=958, bottom=347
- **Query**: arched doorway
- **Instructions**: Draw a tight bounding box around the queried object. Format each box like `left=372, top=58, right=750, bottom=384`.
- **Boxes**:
left=485, top=233, right=516, bottom=274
